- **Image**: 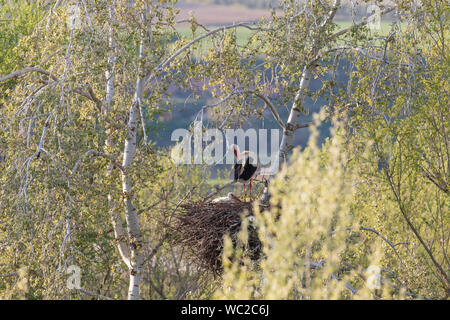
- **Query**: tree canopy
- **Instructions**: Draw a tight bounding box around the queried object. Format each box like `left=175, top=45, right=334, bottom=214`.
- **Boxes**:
left=0, top=0, right=448, bottom=300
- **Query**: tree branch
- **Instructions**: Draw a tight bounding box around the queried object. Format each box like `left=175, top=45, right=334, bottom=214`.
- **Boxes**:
left=203, top=181, right=235, bottom=202
left=76, top=287, right=114, bottom=300
left=359, top=226, right=406, bottom=268
left=1, top=67, right=103, bottom=112
left=144, top=22, right=266, bottom=87
left=71, top=150, right=123, bottom=176
left=0, top=67, right=58, bottom=82
left=248, top=90, right=285, bottom=129
left=329, top=6, right=396, bottom=40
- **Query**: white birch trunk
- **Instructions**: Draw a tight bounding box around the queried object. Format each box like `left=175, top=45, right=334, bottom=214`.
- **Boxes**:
left=278, top=67, right=312, bottom=165
left=278, top=1, right=341, bottom=166
left=122, top=33, right=146, bottom=300
left=122, top=100, right=143, bottom=300
left=105, top=0, right=133, bottom=279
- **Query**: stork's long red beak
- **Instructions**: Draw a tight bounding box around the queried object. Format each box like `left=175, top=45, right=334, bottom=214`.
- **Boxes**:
left=233, top=148, right=238, bottom=158
left=231, top=194, right=242, bottom=202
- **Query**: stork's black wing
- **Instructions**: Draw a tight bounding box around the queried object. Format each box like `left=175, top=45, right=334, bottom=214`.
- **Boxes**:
left=239, top=157, right=258, bottom=181
left=233, top=163, right=242, bottom=181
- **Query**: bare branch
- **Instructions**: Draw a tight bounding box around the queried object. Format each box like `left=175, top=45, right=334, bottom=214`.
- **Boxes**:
left=293, top=122, right=313, bottom=130
left=248, top=90, right=285, bottom=129
left=76, top=287, right=114, bottom=300
left=329, top=6, right=396, bottom=40
left=203, top=181, right=235, bottom=202
left=0, top=67, right=58, bottom=82
left=144, top=22, right=266, bottom=87
left=359, top=226, right=406, bottom=268
left=137, top=199, right=163, bottom=216
left=20, top=114, right=52, bottom=202
left=71, top=149, right=123, bottom=176
left=0, top=272, right=18, bottom=277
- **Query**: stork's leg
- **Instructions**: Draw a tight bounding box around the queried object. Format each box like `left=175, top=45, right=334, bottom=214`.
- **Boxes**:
left=249, top=180, right=252, bottom=201
left=243, top=184, right=246, bottom=202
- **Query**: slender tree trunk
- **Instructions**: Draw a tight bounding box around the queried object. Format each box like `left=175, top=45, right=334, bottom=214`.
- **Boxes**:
left=122, top=31, right=146, bottom=300
left=278, top=67, right=312, bottom=165
left=277, top=1, right=341, bottom=166
left=104, top=0, right=133, bottom=290
left=122, top=100, right=143, bottom=300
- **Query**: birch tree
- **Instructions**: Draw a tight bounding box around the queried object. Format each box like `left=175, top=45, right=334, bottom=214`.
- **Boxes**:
left=0, top=0, right=269, bottom=299
left=1, top=0, right=447, bottom=300
left=0, top=0, right=191, bottom=299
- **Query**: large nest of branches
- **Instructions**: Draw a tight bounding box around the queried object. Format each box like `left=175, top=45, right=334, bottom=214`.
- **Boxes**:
left=172, top=200, right=262, bottom=274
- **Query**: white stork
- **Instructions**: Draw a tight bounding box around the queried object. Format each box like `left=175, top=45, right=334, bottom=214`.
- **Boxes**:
left=233, top=146, right=259, bottom=201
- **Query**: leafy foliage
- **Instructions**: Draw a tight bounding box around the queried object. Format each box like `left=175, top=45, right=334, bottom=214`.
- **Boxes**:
left=0, top=0, right=448, bottom=300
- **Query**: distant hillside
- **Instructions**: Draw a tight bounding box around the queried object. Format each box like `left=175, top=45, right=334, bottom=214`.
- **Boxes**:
left=180, top=0, right=277, bottom=9
left=178, top=0, right=396, bottom=22
left=180, top=0, right=396, bottom=9
left=176, top=2, right=272, bottom=25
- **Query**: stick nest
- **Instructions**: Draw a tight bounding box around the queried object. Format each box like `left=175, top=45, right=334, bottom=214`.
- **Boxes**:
left=172, top=200, right=262, bottom=274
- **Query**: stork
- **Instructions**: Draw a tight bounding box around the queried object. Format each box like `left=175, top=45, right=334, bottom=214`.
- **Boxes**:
left=233, top=146, right=259, bottom=201
left=211, top=192, right=242, bottom=204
